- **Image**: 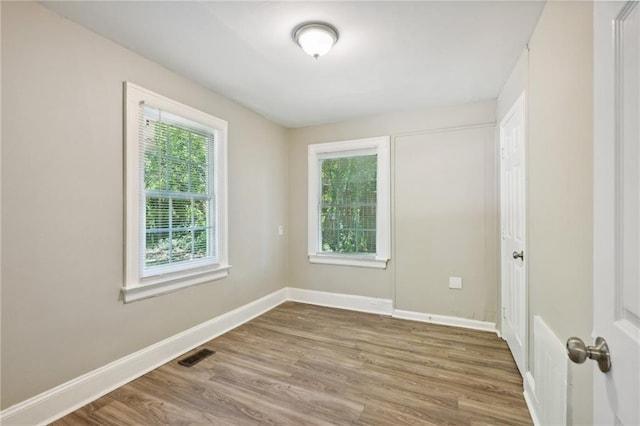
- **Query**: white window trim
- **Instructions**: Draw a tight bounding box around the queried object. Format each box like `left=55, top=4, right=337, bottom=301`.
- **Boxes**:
left=307, top=136, right=391, bottom=269
left=122, top=82, right=230, bottom=303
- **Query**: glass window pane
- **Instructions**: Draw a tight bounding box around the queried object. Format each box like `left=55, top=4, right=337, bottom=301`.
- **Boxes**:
left=168, top=160, right=190, bottom=192
left=194, top=229, right=208, bottom=258
left=156, top=123, right=170, bottom=158
left=168, top=126, right=190, bottom=162
left=193, top=199, right=208, bottom=227
left=171, top=198, right=192, bottom=229
left=320, top=155, right=377, bottom=254
left=191, top=134, right=208, bottom=165
left=144, top=152, right=160, bottom=190
left=172, top=231, right=192, bottom=262
left=146, top=197, right=170, bottom=230
left=144, top=153, right=169, bottom=191
left=191, top=164, right=208, bottom=194
left=146, top=231, right=170, bottom=267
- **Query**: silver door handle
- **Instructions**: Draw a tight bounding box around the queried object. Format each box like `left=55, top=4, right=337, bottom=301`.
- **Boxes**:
left=566, top=336, right=611, bottom=373
left=512, top=251, right=524, bottom=260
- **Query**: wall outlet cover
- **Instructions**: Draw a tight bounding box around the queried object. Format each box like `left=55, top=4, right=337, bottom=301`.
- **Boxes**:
left=449, top=276, right=463, bottom=289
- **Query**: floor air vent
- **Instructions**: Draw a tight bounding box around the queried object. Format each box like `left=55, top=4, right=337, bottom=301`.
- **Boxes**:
left=178, top=348, right=215, bottom=367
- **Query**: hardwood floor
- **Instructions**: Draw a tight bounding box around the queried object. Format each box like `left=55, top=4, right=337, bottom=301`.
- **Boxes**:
left=53, top=302, right=533, bottom=425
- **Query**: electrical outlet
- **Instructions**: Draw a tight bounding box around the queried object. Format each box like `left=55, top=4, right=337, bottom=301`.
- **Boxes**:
left=278, top=225, right=284, bottom=236
left=449, top=276, right=462, bottom=290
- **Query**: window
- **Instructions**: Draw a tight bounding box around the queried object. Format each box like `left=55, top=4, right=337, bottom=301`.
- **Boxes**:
left=308, top=136, right=391, bottom=269
left=123, top=83, right=229, bottom=302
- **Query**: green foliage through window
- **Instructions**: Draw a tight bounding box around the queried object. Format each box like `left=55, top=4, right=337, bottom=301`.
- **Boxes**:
left=143, top=114, right=214, bottom=269
left=320, top=155, right=377, bottom=254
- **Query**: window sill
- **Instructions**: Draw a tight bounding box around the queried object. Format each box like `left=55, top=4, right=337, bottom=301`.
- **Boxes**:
left=121, top=265, right=231, bottom=303
left=308, top=254, right=389, bottom=269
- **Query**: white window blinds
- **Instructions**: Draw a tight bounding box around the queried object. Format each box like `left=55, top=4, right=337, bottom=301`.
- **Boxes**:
left=139, top=103, right=217, bottom=276
left=319, top=154, right=377, bottom=254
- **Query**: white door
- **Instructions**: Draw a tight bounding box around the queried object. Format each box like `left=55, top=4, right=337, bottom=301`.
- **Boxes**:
left=500, top=92, right=527, bottom=377
left=593, top=1, right=640, bottom=424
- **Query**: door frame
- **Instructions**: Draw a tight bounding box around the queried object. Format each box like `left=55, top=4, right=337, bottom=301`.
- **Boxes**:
left=499, top=91, right=528, bottom=376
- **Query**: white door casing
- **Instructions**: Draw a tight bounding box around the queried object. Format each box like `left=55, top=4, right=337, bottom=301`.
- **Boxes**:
left=593, top=1, right=640, bottom=425
left=500, top=92, right=527, bottom=377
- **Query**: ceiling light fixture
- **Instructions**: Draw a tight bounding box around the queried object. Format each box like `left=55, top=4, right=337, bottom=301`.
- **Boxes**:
left=293, top=22, right=339, bottom=59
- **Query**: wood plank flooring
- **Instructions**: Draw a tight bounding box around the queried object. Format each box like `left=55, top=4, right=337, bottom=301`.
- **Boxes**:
left=53, top=302, right=532, bottom=425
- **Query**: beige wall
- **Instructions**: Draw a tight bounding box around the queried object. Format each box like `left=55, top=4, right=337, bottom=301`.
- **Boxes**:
left=1, top=2, right=288, bottom=408
left=287, top=101, right=498, bottom=321
left=528, top=2, right=593, bottom=424
left=395, top=125, right=497, bottom=321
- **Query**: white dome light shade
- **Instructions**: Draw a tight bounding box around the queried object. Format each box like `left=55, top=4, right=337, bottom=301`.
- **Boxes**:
left=294, top=23, right=339, bottom=59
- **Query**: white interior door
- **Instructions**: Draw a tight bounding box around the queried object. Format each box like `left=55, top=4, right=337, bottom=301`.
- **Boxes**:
left=593, top=1, right=640, bottom=424
left=500, top=92, right=527, bottom=377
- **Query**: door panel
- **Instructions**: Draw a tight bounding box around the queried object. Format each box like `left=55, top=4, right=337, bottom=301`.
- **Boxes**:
left=501, top=92, right=527, bottom=376
left=593, top=2, right=640, bottom=424
left=620, top=1, right=640, bottom=328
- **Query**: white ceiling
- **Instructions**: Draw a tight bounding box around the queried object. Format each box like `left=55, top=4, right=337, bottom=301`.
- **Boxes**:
left=43, top=1, right=545, bottom=128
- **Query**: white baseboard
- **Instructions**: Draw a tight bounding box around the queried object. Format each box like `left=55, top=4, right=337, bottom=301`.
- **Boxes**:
left=524, top=371, right=541, bottom=426
left=392, top=309, right=497, bottom=334
left=287, top=287, right=393, bottom=315
left=1, top=287, right=502, bottom=425
left=286, top=289, right=496, bottom=335
left=0, top=288, right=288, bottom=426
